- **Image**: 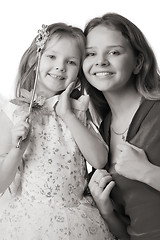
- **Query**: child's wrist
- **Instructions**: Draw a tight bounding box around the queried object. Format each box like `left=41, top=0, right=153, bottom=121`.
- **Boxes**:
left=98, top=203, right=115, bottom=218
left=100, top=207, right=115, bottom=221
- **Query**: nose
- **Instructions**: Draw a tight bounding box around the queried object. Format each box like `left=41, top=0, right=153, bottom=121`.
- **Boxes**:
left=55, top=60, right=66, bottom=72
left=55, top=66, right=65, bottom=72
left=95, top=55, right=110, bottom=67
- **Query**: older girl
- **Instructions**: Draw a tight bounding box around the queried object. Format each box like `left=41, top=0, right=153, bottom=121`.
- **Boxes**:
left=83, top=13, right=160, bottom=240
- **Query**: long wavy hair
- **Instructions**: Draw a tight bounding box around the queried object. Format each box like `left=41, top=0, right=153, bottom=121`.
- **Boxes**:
left=15, top=23, right=86, bottom=98
left=83, top=13, right=160, bottom=119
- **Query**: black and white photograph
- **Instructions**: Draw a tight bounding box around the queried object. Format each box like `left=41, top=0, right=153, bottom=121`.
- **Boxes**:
left=0, top=0, right=160, bottom=239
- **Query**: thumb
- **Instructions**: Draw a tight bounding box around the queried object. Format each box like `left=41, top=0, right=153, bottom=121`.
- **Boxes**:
left=102, top=181, right=115, bottom=197
left=125, top=141, right=142, bottom=152
left=64, top=82, right=75, bottom=96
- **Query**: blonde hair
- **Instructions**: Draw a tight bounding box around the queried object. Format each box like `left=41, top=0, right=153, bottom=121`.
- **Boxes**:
left=15, top=23, right=86, bottom=97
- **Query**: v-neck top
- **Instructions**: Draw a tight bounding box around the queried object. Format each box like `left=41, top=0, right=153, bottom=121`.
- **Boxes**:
left=100, top=99, right=160, bottom=240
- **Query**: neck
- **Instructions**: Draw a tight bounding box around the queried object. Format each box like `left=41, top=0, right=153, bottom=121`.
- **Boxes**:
left=36, top=85, right=56, bottom=99
left=103, top=87, right=142, bottom=129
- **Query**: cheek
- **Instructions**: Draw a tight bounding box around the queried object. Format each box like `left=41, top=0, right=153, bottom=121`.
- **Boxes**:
left=119, top=57, right=135, bottom=72
left=82, top=59, right=89, bottom=74
left=71, top=69, right=79, bottom=80
left=67, top=68, right=79, bottom=82
left=39, top=61, right=47, bottom=74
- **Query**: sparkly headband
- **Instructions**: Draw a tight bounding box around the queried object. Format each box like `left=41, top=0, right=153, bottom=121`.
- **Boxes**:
left=36, top=24, right=49, bottom=52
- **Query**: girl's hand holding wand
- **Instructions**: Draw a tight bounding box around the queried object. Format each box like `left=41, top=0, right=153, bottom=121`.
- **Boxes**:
left=12, top=112, right=31, bottom=151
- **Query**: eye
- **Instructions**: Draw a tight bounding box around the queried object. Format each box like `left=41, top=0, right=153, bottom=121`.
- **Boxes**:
left=108, top=50, right=120, bottom=56
left=48, top=55, right=56, bottom=59
left=67, top=60, right=77, bottom=66
left=86, top=52, right=95, bottom=57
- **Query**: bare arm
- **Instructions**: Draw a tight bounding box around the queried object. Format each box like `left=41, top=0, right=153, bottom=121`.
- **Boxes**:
left=116, top=142, right=160, bottom=191
left=89, top=169, right=130, bottom=239
left=0, top=110, right=30, bottom=193
left=55, top=83, right=108, bottom=169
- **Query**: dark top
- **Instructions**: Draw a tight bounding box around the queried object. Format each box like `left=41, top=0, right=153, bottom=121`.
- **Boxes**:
left=100, top=99, right=160, bottom=240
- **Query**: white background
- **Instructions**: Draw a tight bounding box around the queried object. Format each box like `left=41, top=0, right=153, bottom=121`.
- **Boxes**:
left=0, top=0, right=160, bottom=99
left=0, top=0, right=159, bottom=205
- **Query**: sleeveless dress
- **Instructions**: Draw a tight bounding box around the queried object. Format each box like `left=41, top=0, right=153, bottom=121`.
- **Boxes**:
left=0, top=95, right=114, bottom=240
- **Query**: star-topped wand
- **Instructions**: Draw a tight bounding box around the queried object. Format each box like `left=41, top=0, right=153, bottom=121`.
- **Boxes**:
left=16, top=24, right=49, bottom=148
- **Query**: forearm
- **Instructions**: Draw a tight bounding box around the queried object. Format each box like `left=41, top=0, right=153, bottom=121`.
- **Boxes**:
left=64, top=113, right=108, bottom=169
left=0, top=147, right=23, bottom=193
left=102, top=210, right=129, bottom=240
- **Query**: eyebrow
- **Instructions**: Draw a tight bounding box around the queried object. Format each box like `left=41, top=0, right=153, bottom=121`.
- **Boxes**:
left=86, top=45, right=125, bottom=49
left=45, top=50, right=80, bottom=60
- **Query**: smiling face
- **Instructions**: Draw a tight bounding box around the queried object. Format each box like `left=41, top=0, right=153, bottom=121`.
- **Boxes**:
left=37, top=35, right=81, bottom=98
left=83, top=25, right=138, bottom=95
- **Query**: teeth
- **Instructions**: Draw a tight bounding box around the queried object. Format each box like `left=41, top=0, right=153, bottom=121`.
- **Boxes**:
left=95, top=72, right=112, bottom=76
left=50, top=74, right=64, bottom=80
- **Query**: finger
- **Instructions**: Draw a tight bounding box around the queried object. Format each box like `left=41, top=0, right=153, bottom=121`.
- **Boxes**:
left=15, top=120, right=30, bottom=130
left=19, top=124, right=30, bottom=134
left=88, top=169, right=101, bottom=184
left=20, top=112, right=30, bottom=122
left=88, top=172, right=99, bottom=187
left=89, top=170, right=111, bottom=195
left=99, top=175, right=113, bottom=189
left=102, top=181, right=115, bottom=197
left=21, top=121, right=30, bottom=129
left=96, top=170, right=111, bottom=184
left=89, top=170, right=105, bottom=190
left=125, top=141, right=143, bottom=152
left=64, top=82, right=75, bottom=96
left=89, top=169, right=109, bottom=184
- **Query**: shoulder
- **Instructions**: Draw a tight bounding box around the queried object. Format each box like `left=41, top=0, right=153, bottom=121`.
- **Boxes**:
left=131, top=99, right=160, bottom=125
left=141, top=99, right=160, bottom=120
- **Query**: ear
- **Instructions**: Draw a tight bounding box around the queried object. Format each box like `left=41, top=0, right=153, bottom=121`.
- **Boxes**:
left=133, top=53, right=144, bottom=75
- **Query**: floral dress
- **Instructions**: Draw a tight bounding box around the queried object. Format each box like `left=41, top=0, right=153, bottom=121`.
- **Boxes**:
left=0, top=94, right=114, bottom=240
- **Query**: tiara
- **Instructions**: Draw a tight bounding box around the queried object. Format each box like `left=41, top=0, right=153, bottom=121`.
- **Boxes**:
left=36, top=24, right=49, bottom=52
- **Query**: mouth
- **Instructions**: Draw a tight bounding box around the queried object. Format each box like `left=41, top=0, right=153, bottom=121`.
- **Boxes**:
left=93, top=71, right=114, bottom=77
left=48, top=73, right=65, bottom=80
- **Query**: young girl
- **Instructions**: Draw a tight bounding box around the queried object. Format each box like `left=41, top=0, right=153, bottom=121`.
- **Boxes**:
left=83, top=13, right=160, bottom=239
left=0, top=23, right=115, bottom=239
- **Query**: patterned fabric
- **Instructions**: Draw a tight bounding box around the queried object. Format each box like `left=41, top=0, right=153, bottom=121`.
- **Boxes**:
left=0, top=95, right=114, bottom=240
